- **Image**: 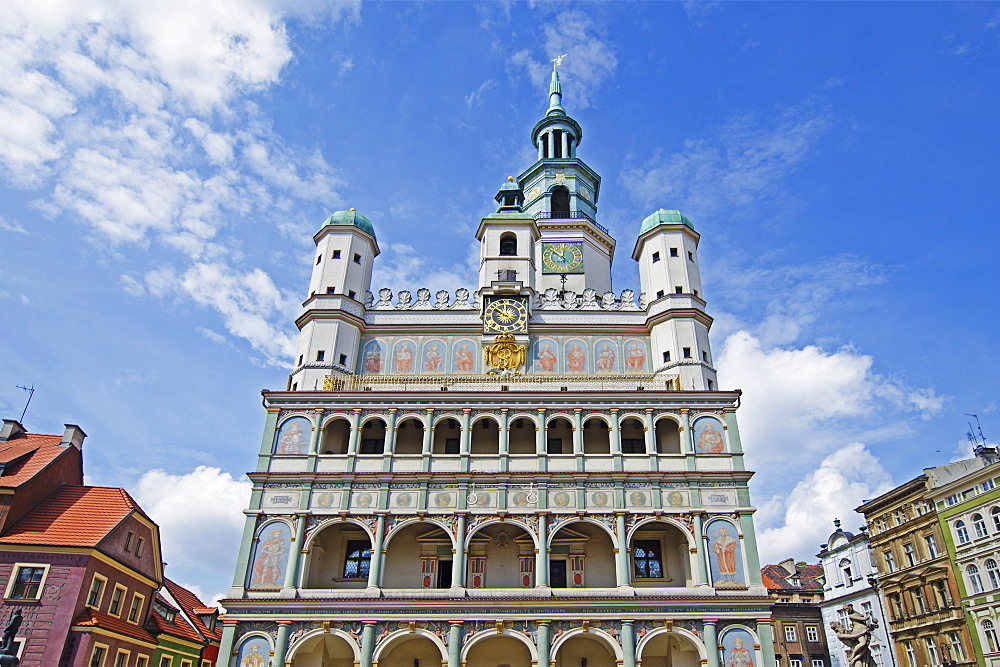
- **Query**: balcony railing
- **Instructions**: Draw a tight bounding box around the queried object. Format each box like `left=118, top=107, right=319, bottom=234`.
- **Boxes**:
left=533, top=210, right=609, bottom=235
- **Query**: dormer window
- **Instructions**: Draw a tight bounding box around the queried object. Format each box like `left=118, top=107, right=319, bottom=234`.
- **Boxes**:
left=499, top=233, right=517, bottom=256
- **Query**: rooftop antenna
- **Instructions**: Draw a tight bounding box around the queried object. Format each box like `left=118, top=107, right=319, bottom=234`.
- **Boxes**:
left=965, top=412, right=986, bottom=449
left=15, top=384, right=34, bottom=423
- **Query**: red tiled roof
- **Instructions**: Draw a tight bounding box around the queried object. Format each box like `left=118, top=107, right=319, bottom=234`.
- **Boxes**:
left=73, top=607, right=157, bottom=644
left=165, top=578, right=222, bottom=641
left=150, top=606, right=204, bottom=644
left=0, top=433, right=69, bottom=488
left=0, top=485, right=145, bottom=546
left=761, top=562, right=825, bottom=592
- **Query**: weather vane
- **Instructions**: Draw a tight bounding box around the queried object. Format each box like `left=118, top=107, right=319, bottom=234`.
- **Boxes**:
left=552, top=54, right=567, bottom=70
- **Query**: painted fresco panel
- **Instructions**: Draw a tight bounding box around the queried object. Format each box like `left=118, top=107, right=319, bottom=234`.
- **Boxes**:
left=310, top=490, right=342, bottom=511
left=391, top=339, right=416, bottom=374
left=693, top=416, right=726, bottom=454
left=624, top=338, right=648, bottom=372
left=237, top=636, right=271, bottom=666
left=248, top=521, right=291, bottom=589
left=706, top=518, right=746, bottom=588
left=452, top=339, right=477, bottom=373
left=534, top=338, right=559, bottom=374
left=593, top=338, right=619, bottom=373
left=421, top=339, right=445, bottom=374
left=361, top=339, right=384, bottom=374
left=662, top=490, right=689, bottom=508
left=565, top=338, right=588, bottom=374
left=274, top=416, right=310, bottom=455
left=719, top=628, right=756, bottom=667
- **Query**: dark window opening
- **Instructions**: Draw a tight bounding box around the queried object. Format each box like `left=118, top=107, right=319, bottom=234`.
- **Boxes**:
left=348, top=290, right=356, bottom=299
left=327, top=287, right=336, bottom=294
left=547, top=438, right=563, bottom=455
left=343, top=540, right=372, bottom=578
left=339, top=354, right=347, bottom=365
left=708, top=379, right=714, bottom=390
left=702, top=351, right=709, bottom=362
left=549, top=560, right=567, bottom=588
left=316, top=255, right=322, bottom=264
left=688, top=251, right=694, bottom=261
left=670, top=247, right=678, bottom=257
left=361, top=438, right=383, bottom=454
left=662, top=351, right=671, bottom=362
left=499, top=233, right=517, bottom=256
left=445, top=438, right=460, bottom=455
left=652, top=252, right=660, bottom=262
left=683, top=347, right=692, bottom=358
left=353, top=253, right=361, bottom=264
left=622, top=438, right=645, bottom=454
left=656, top=290, right=665, bottom=299
left=332, top=250, right=341, bottom=259
left=297, top=355, right=303, bottom=366
left=633, top=540, right=664, bottom=578
left=316, top=350, right=325, bottom=362
left=437, top=560, right=453, bottom=588
left=551, top=186, right=570, bottom=218
left=675, top=286, right=684, bottom=294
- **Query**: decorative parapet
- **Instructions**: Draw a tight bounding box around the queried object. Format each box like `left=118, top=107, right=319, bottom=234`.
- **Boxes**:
left=365, top=287, right=648, bottom=311
left=322, top=373, right=680, bottom=392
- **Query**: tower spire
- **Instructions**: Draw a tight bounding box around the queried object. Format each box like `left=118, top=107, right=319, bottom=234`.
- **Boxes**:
left=548, top=54, right=567, bottom=114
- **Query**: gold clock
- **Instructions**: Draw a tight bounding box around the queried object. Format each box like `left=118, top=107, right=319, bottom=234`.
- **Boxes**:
left=541, top=242, right=584, bottom=274
left=483, top=296, right=529, bottom=334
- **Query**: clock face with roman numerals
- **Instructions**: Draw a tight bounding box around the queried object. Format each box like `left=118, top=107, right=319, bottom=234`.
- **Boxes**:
left=483, top=296, right=528, bottom=334
left=541, top=242, right=584, bottom=274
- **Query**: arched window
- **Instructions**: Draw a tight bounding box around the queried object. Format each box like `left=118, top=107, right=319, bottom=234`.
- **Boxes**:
left=956, top=520, right=970, bottom=544
left=974, top=513, right=988, bottom=538
left=987, top=560, right=1000, bottom=590
left=840, top=558, right=853, bottom=584
left=992, top=506, right=1000, bottom=532
left=550, top=186, right=570, bottom=218
left=968, top=564, right=984, bottom=594
left=983, top=619, right=999, bottom=653
left=499, top=233, right=517, bottom=256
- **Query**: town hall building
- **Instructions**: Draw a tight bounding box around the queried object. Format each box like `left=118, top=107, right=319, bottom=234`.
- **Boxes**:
left=218, top=66, right=775, bottom=667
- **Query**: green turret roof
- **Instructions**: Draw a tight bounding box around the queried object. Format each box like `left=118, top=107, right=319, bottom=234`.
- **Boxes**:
left=640, top=209, right=695, bottom=234
left=322, top=209, right=375, bottom=238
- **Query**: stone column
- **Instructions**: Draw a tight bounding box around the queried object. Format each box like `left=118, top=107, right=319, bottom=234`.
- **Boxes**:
left=217, top=621, right=238, bottom=665
left=573, top=408, right=584, bottom=472
left=610, top=409, right=622, bottom=472
left=273, top=621, right=291, bottom=666
left=723, top=408, right=745, bottom=471
left=382, top=408, right=397, bottom=473
left=756, top=621, right=776, bottom=667
left=307, top=413, right=324, bottom=454
left=704, top=620, right=720, bottom=667
left=681, top=408, right=696, bottom=471
left=499, top=408, right=510, bottom=473
left=460, top=408, right=472, bottom=472
left=360, top=622, right=377, bottom=667
left=561, top=132, right=569, bottom=161
left=536, top=409, right=547, bottom=473
left=693, top=513, right=710, bottom=587
left=367, top=515, right=386, bottom=589
left=538, top=137, right=545, bottom=160
left=453, top=514, right=467, bottom=588
left=621, top=621, right=636, bottom=667
left=421, top=408, right=434, bottom=472
left=738, top=513, right=763, bottom=584
left=644, top=409, right=658, bottom=472
left=347, top=408, right=362, bottom=471
left=281, top=514, right=307, bottom=593
left=536, top=621, right=551, bottom=667
left=448, top=622, right=463, bottom=667
left=536, top=514, right=549, bottom=587
left=547, top=132, right=555, bottom=161
left=615, top=512, right=629, bottom=587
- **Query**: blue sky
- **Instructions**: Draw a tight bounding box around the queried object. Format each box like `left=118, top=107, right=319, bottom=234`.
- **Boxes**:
left=2, top=1, right=999, bottom=602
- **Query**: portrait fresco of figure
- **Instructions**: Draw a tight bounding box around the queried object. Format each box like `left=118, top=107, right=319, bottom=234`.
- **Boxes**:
left=595, top=339, right=617, bottom=373
left=534, top=338, right=558, bottom=374
left=565, top=339, right=587, bottom=374
left=249, top=521, right=291, bottom=589
left=624, top=339, right=647, bottom=372
left=274, top=416, right=310, bottom=455
left=422, top=340, right=444, bottom=373
left=453, top=339, right=476, bottom=373
left=392, top=340, right=416, bottom=374
left=362, top=339, right=384, bottom=374
left=706, top=519, right=746, bottom=588
left=693, top=416, right=726, bottom=454
left=720, top=629, right=756, bottom=667
left=237, top=638, right=269, bottom=667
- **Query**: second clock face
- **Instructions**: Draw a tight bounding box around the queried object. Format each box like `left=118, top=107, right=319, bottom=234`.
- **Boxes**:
left=541, top=242, right=584, bottom=274
left=483, top=297, right=529, bottom=334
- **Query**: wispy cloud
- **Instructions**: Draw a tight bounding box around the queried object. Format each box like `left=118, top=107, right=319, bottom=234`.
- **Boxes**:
left=0, top=217, right=28, bottom=234
left=683, top=1, right=722, bottom=26
left=372, top=241, right=479, bottom=297
left=465, top=79, right=497, bottom=108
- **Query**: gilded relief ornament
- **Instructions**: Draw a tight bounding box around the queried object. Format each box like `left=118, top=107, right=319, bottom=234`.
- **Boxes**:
left=484, top=334, right=527, bottom=375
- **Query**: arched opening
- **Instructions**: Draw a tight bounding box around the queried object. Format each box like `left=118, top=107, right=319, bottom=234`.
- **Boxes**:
left=383, top=522, right=453, bottom=589
left=320, top=418, right=350, bottom=455
left=432, top=418, right=461, bottom=455
left=550, top=186, right=570, bottom=218
left=499, top=233, right=518, bottom=256
left=376, top=635, right=445, bottom=667
left=359, top=418, right=385, bottom=455
left=549, top=521, right=616, bottom=588
left=467, top=523, right=536, bottom=589
left=303, top=524, right=371, bottom=589
left=470, top=417, right=500, bottom=454
left=465, top=635, right=532, bottom=667
left=582, top=417, right=611, bottom=454
left=554, top=634, right=617, bottom=667
left=508, top=417, right=535, bottom=455
left=290, top=634, right=356, bottom=667
left=629, top=521, right=691, bottom=588
left=394, top=418, right=424, bottom=455
left=639, top=631, right=701, bottom=667
left=620, top=418, right=646, bottom=454
left=655, top=418, right=681, bottom=454
left=546, top=418, right=573, bottom=455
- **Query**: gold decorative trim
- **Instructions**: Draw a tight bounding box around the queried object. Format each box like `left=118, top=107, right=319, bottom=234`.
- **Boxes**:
left=322, top=372, right=680, bottom=390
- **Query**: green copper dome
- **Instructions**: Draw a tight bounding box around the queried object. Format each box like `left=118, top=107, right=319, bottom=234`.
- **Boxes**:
left=640, top=209, right=694, bottom=234
left=322, top=209, right=375, bottom=238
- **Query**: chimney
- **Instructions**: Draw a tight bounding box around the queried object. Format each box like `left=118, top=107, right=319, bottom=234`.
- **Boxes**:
left=59, top=424, right=86, bottom=449
left=0, top=419, right=26, bottom=442
left=779, top=558, right=796, bottom=575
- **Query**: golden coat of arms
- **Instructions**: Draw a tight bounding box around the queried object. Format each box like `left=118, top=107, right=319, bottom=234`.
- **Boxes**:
left=483, top=334, right=526, bottom=374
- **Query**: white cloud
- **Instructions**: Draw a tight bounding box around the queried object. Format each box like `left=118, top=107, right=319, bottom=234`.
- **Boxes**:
left=509, top=10, right=618, bottom=109
left=0, top=217, right=28, bottom=234
left=683, top=1, right=722, bottom=25
left=133, top=466, right=251, bottom=603
left=372, top=241, right=479, bottom=297
left=464, top=79, right=497, bottom=108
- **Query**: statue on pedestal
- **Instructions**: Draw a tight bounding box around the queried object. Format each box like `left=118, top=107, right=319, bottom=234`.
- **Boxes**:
left=830, top=603, right=877, bottom=667
left=0, top=607, right=22, bottom=666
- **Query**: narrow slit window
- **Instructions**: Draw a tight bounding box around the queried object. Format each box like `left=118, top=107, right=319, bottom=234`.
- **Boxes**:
left=670, top=247, right=678, bottom=257
left=651, top=252, right=660, bottom=262
left=339, top=354, right=347, bottom=365
left=316, top=351, right=325, bottom=362
left=353, top=253, right=361, bottom=264
left=316, top=255, right=322, bottom=264
left=656, top=290, right=665, bottom=299
left=662, top=351, right=671, bottom=362
left=683, top=347, right=692, bottom=358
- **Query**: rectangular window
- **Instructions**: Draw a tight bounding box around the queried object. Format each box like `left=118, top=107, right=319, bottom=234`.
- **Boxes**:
left=353, top=253, right=361, bottom=264
left=109, top=584, right=127, bottom=616
left=128, top=593, right=145, bottom=623
left=651, top=252, right=660, bottom=262
left=332, top=250, right=341, bottom=259
left=806, top=626, right=819, bottom=642
left=812, top=661, right=824, bottom=667
left=656, top=290, right=665, bottom=299
left=90, top=645, right=108, bottom=667
left=124, top=531, right=134, bottom=551
left=632, top=539, right=663, bottom=578
left=903, top=641, right=915, bottom=667
left=348, top=290, right=356, bottom=299
left=949, top=632, right=964, bottom=660
left=925, top=534, right=939, bottom=557
left=670, top=247, right=678, bottom=257
left=925, top=637, right=939, bottom=665
left=136, top=536, right=145, bottom=556
left=343, top=540, right=372, bottom=579
left=688, top=250, right=695, bottom=261
left=4, top=564, right=49, bottom=600
left=683, top=347, right=692, bottom=358
left=903, top=542, right=916, bottom=566
left=662, top=351, right=671, bottom=362
left=861, top=601, right=873, bottom=616
left=114, top=650, right=130, bottom=667
left=784, top=625, right=797, bottom=641
left=984, top=479, right=995, bottom=491
left=674, top=285, right=684, bottom=294
left=702, top=350, right=709, bottom=362
left=316, top=254, right=322, bottom=264
left=136, top=657, right=149, bottom=667
left=316, top=350, right=325, bottom=362
left=327, top=286, right=336, bottom=294
left=883, top=550, right=895, bottom=573
left=160, top=658, right=172, bottom=667
left=87, top=574, right=107, bottom=608
left=946, top=494, right=960, bottom=506
left=913, top=587, right=926, bottom=614
left=181, top=661, right=192, bottom=667
left=339, top=354, right=347, bottom=365
left=789, top=659, right=802, bottom=667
